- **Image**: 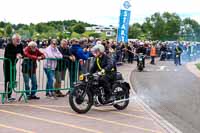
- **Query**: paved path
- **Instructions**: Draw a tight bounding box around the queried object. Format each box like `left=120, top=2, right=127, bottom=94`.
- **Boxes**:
left=132, top=61, right=200, bottom=133
left=0, top=62, right=169, bottom=133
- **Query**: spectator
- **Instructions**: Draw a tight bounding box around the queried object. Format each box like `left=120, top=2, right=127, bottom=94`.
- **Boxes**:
left=70, top=38, right=90, bottom=60
left=69, top=38, right=90, bottom=87
left=174, top=43, right=183, bottom=66
left=43, top=39, right=63, bottom=99
left=22, top=41, right=45, bottom=100
left=150, top=43, right=157, bottom=65
left=4, top=34, right=24, bottom=101
left=54, top=39, right=75, bottom=97
left=127, top=43, right=134, bottom=64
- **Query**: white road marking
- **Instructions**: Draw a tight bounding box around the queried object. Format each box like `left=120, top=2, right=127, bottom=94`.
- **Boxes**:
left=166, top=69, right=170, bottom=72
left=174, top=69, right=178, bottom=72
left=157, top=66, right=167, bottom=71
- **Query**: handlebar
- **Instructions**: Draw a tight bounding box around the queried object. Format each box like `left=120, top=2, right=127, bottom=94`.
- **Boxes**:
left=83, top=72, right=102, bottom=77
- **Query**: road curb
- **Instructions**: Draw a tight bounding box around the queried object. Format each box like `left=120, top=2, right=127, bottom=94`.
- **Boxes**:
left=186, top=61, right=200, bottom=78
left=129, top=69, right=182, bottom=133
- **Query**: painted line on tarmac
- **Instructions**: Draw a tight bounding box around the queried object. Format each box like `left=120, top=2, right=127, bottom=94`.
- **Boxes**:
left=92, top=108, right=153, bottom=121
left=1, top=103, right=151, bottom=121
left=0, top=110, right=102, bottom=133
left=34, top=104, right=145, bottom=113
left=1, top=104, right=160, bottom=133
left=1, top=104, right=158, bottom=132
left=39, top=104, right=145, bottom=112
left=28, top=105, right=162, bottom=133
left=1, top=103, right=145, bottom=113
left=0, top=123, right=35, bottom=133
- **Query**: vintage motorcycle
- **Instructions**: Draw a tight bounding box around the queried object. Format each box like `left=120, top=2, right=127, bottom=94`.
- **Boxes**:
left=69, top=72, right=130, bottom=114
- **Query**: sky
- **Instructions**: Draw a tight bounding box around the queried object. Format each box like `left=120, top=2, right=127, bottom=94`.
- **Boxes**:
left=0, top=0, right=200, bottom=26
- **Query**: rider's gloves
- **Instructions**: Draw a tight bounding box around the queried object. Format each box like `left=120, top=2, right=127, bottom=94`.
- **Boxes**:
left=101, top=69, right=105, bottom=75
left=98, top=69, right=105, bottom=75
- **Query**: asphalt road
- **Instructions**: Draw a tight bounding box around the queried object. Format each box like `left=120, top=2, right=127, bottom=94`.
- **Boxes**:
left=131, top=61, right=200, bottom=133
left=0, top=60, right=167, bottom=133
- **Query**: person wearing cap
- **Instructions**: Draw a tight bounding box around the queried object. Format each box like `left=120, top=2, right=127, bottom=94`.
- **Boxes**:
left=90, top=43, right=117, bottom=102
left=22, top=41, right=45, bottom=100
left=136, top=42, right=147, bottom=67
left=4, top=34, right=24, bottom=102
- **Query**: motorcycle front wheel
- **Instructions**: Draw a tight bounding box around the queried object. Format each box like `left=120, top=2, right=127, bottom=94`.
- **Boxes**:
left=138, top=65, right=143, bottom=72
left=69, top=86, right=93, bottom=114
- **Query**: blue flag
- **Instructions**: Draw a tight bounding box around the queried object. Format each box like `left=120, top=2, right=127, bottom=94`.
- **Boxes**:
left=117, top=0, right=132, bottom=43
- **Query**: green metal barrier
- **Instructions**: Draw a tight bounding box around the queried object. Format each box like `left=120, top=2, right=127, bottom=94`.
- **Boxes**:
left=0, top=56, right=90, bottom=104
left=11, top=58, right=79, bottom=102
left=0, top=58, right=14, bottom=104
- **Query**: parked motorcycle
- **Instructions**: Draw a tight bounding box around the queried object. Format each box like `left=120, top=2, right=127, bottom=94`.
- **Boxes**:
left=69, top=72, right=130, bottom=114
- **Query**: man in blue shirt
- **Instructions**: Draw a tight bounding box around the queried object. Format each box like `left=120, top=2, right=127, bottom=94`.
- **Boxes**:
left=69, top=38, right=91, bottom=87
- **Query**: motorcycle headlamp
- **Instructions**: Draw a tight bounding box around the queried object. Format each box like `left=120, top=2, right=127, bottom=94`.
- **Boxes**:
left=79, top=74, right=84, bottom=81
left=139, top=58, right=143, bottom=61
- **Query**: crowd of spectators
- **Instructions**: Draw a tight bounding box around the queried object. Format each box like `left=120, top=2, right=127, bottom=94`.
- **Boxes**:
left=2, top=34, right=200, bottom=101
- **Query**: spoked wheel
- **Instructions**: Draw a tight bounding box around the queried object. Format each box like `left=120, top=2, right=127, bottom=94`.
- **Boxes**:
left=69, top=86, right=93, bottom=114
left=113, top=84, right=129, bottom=110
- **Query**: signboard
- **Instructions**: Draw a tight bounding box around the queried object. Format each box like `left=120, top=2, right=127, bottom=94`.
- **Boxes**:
left=117, top=0, right=132, bottom=43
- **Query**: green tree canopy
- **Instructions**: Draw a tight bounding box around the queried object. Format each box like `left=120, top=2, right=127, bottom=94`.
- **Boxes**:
left=73, top=24, right=86, bottom=34
left=5, top=24, right=13, bottom=37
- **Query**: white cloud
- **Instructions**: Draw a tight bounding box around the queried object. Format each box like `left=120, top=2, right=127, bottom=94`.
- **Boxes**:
left=0, top=0, right=199, bottom=26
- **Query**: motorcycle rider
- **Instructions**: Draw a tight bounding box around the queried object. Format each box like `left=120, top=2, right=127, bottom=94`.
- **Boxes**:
left=136, top=42, right=147, bottom=67
left=90, top=43, right=117, bottom=102
left=160, top=44, right=167, bottom=61
left=175, top=43, right=183, bottom=66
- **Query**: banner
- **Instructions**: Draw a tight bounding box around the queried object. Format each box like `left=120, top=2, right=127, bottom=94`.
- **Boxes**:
left=117, top=0, right=132, bottom=43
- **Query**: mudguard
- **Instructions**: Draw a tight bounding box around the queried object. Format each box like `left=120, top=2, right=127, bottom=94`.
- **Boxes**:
left=113, top=80, right=130, bottom=94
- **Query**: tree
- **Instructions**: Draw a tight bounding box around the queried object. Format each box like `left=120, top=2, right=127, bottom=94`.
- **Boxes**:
left=5, top=24, right=13, bottom=37
left=182, top=18, right=200, bottom=41
left=139, top=12, right=182, bottom=41
left=162, top=12, right=181, bottom=40
left=89, top=33, right=101, bottom=38
left=0, top=21, right=6, bottom=28
left=73, top=24, right=85, bottom=34
left=128, top=23, right=143, bottom=39
left=0, top=28, right=4, bottom=37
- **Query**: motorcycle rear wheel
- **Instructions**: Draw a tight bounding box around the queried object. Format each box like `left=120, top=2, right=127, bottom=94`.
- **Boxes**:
left=113, top=84, right=129, bottom=110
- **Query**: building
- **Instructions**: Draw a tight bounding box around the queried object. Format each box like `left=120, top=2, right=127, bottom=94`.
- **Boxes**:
left=85, top=25, right=116, bottom=37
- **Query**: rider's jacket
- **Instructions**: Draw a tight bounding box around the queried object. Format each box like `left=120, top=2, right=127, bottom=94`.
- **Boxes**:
left=136, top=47, right=146, bottom=55
left=90, top=54, right=116, bottom=74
